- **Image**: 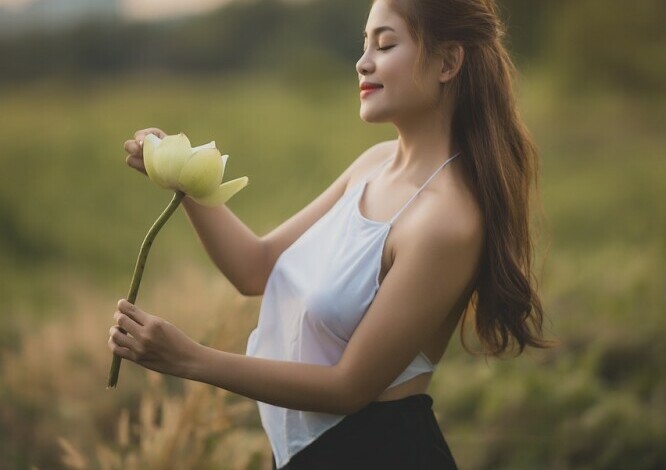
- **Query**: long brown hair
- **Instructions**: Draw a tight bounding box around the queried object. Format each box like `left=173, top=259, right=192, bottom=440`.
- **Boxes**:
left=375, top=0, right=555, bottom=357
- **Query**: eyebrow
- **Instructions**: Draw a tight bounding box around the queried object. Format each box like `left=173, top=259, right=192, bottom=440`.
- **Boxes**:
left=362, top=26, right=396, bottom=38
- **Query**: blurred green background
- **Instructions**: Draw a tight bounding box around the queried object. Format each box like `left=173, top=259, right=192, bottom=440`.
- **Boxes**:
left=0, top=0, right=664, bottom=469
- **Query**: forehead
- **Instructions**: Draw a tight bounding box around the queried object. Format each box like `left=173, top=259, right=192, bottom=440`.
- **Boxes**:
left=363, top=0, right=403, bottom=37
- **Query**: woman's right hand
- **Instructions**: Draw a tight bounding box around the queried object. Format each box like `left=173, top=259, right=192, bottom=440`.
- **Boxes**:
left=123, top=127, right=167, bottom=176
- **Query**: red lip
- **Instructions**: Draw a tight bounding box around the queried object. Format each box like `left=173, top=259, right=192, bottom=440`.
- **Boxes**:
left=360, top=82, right=383, bottom=91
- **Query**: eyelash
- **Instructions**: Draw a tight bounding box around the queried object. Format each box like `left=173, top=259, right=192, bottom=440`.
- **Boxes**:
left=362, top=45, right=396, bottom=52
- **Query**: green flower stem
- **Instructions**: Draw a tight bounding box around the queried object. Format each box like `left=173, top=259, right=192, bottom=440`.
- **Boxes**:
left=106, top=190, right=187, bottom=389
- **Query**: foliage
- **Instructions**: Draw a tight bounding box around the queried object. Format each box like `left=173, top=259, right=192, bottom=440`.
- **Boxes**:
left=0, top=0, right=663, bottom=97
left=545, top=0, right=666, bottom=95
left=0, top=66, right=664, bottom=468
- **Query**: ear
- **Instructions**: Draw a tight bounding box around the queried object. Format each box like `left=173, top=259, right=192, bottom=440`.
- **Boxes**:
left=439, top=42, right=464, bottom=83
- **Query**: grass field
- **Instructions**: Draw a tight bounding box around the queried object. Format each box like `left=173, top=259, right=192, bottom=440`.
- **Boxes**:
left=0, top=67, right=664, bottom=469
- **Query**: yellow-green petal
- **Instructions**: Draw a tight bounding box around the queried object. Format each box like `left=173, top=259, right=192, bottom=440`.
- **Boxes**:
left=192, top=140, right=216, bottom=152
left=178, top=148, right=223, bottom=198
left=143, top=134, right=170, bottom=189
left=220, top=154, right=229, bottom=178
left=154, top=133, right=192, bottom=190
left=192, top=176, right=249, bottom=207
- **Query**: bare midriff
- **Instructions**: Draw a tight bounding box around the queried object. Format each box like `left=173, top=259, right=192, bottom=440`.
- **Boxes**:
left=375, top=371, right=434, bottom=401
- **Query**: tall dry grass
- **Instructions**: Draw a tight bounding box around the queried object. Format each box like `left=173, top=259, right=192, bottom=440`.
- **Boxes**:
left=2, top=259, right=273, bottom=470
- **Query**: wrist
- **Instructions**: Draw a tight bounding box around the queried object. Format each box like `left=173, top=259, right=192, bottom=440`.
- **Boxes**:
left=181, top=341, right=205, bottom=381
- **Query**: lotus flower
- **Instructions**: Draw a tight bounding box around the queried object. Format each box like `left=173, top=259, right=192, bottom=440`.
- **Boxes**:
left=142, top=133, right=248, bottom=206
left=107, top=132, right=248, bottom=389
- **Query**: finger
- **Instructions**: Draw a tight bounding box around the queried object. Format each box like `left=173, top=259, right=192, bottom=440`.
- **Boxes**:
left=126, top=155, right=147, bottom=175
left=125, top=154, right=145, bottom=168
left=118, top=299, right=148, bottom=325
left=124, top=139, right=142, bottom=156
left=109, top=325, right=141, bottom=352
left=134, top=128, right=166, bottom=143
left=113, top=310, right=142, bottom=337
left=108, top=334, right=136, bottom=361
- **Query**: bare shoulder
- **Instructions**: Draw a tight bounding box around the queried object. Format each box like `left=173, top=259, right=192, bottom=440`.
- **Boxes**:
left=433, top=180, right=483, bottom=243
left=346, top=139, right=398, bottom=190
left=393, top=187, right=484, bottom=313
left=398, top=164, right=484, bottom=271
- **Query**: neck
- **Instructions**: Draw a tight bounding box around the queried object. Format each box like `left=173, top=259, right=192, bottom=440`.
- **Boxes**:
left=389, top=102, right=459, bottom=178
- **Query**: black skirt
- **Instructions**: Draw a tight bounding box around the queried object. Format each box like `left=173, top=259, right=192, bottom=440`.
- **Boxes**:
left=272, top=393, right=458, bottom=470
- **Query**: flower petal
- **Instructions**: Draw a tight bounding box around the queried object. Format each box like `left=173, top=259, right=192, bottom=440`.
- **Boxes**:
left=220, top=154, right=229, bottom=177
left=192, top=176, right=249, bottom=207
left=142, top=134, right=170, bottom=189
left=153, top=133, right=192, bottom=189
left=178, top=147, right=223, bottom=198
left=192, top=140, right=216, bottom=152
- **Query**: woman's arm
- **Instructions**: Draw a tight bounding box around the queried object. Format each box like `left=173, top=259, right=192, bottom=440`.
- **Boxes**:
left=183, top=144, right=376, bottom=297
left=185, top=153, right=360, bottom=297
left=185, top=346, right=350, bottom=414
left=109, top=300, right=351, bottom=414
left=182, top=198, right=265, bottom=296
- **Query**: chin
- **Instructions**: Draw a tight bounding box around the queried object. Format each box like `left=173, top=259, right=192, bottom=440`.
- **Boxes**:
left=359, top=107, right=392, bottom=123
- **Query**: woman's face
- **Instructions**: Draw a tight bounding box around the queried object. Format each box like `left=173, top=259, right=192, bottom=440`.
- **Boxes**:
left=356, top=0, right=443, bottom=124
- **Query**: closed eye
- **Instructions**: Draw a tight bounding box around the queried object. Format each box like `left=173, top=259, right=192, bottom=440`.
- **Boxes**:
left=361, top=44, right=396, bottom=53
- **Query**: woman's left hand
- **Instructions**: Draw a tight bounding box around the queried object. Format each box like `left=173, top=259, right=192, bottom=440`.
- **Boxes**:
left=108, top=299, right=199, bottom=378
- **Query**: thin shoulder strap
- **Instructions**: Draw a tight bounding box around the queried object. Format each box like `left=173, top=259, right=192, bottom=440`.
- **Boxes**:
left=389, top=151, right=461, bottom=225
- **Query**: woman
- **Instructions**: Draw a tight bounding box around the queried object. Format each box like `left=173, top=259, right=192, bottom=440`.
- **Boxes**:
left=111, top=0, right=553, bottom=468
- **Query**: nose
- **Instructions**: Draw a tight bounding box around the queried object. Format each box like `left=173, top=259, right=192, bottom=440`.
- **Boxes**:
left=355, top=49, right=375, bottom=76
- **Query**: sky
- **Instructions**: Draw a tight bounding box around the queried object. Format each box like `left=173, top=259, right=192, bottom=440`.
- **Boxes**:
left=0, top=0, right=238, bottom=21
left=119, top=0, right=237, bottom=21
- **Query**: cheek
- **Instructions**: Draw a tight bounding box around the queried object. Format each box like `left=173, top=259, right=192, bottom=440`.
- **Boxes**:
left=389, top=61, right=439, bottom=100
left=382, top=55, right=420, bottom=92
left=384, top=55, right=413, bottom=81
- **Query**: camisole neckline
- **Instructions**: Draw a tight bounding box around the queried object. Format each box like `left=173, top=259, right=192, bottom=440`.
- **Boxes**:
left=353, top=150, right=462, bottom=227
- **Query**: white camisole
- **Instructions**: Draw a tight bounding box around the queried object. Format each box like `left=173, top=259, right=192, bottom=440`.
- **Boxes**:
left=246, top=150, right=461, bottom=468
